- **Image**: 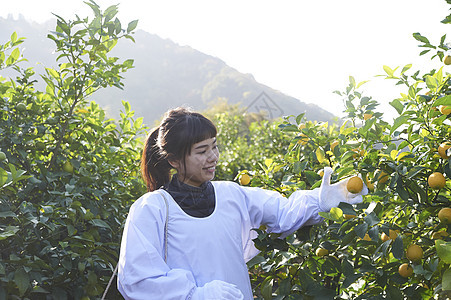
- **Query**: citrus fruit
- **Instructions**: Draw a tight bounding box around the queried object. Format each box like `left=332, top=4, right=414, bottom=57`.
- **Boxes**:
left=398, top=263, right=413, bottom=278
left=346, top=176, right=363, bottom=193
left=438, top=142, right=451, bottom=159
left=0, top=151, right=6, bottom=161
left=239, top=173, right=250, bottom=185
left=406, top=244, right=423, bottom=262
left=432, top=230, right=449, bottom=240
left=428, top=172, right=446, bottom=190
left=16, top=102, right=27, bottom=112
left=344, top=214, right=356, bottom=220
left=365, top=178, right=375, bottom=192
left=315, top=248, right=329, bottom=257
left=363, top=113, right=373, bottom=120
left=297, top=134, right=308, bottom=145
left=359, top=233, right=371, bottom=241
left=439, top=105, right=451, bottom=115
left=63, top=161, right=74, bottom=173
left=445, top=55, right=451, bottom=65
left=330, top=140, right=339, bottom=151
left=381, top=229, right=398, bottom=242
left=378, top=171, right=389, bottom=184
left=317, top=169, right=324, bottom=177
left=438, top=207, right=451, bottom=224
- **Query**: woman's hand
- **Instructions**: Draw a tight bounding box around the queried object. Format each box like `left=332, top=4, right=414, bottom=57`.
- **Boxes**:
left=319, top=167, right=368, bottom=212
left=191, top=280, right=244, bottom=300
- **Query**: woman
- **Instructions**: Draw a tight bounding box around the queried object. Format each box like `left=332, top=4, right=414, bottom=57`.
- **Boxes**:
left=117, top=107, right=367, bottom=299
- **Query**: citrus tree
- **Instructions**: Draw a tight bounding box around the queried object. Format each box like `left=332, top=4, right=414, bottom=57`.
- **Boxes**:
left=0, top=2, right=147, bottom=298
left=242, top=7, right=451, bottom=299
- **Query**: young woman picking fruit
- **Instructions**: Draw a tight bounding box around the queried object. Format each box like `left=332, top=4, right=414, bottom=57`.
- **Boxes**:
left=117, top=107, right=368, bottom=300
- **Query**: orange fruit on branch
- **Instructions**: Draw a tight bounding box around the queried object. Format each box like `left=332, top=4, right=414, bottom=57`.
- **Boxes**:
left=428, top=172, right=446, bottom=190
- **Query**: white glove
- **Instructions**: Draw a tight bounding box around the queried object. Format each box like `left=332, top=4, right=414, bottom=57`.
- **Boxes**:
left=191, top=280, right=244, bottom=300
left=319, top=167, right=368, bottom=212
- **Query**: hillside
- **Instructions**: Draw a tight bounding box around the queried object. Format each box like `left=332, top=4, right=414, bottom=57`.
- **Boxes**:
left=0, top=16, right=337, bottom=126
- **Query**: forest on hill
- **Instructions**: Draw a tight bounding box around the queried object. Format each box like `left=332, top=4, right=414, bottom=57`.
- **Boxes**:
left=0, top=16, right=337, bottom=126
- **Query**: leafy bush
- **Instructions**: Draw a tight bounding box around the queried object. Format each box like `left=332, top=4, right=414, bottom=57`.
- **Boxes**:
left=0, top=2, right=146, bottom=298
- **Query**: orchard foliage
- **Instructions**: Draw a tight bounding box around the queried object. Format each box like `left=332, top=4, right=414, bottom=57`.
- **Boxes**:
left=0, top=0, right=450, bottom=299
left=241, top=16, right=451, bottom=300
left=0, top=1, right=146, bottom=298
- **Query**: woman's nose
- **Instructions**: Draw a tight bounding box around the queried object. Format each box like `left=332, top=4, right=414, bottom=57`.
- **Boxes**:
left=208, top=149, right=219, bottom=161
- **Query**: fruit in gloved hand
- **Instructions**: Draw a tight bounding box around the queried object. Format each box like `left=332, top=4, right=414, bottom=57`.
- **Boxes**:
left=346, top=176, right=363, bottom=193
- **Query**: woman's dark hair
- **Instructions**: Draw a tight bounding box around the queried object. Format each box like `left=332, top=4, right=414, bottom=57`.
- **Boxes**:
left=141, top=107, right=217, bottom=192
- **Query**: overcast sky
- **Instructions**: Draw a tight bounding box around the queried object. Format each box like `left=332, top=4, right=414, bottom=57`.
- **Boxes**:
left=1, top=0, right=450, bottom=120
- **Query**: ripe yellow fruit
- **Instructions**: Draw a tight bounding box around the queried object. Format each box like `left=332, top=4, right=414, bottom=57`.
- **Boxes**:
left=315, top=248, right=329, bottom=257
left=439, top=105, right=451, bottom=115
left=428, top=172, right=446, bottom=190
left=330, top=141, right=339, bottom=151
left=398, top=263, right=413, bottom=278
left=297, top=134, right=308, bottom=145
left=432, top=230, right=449, bottom=240
left=344, top=214, right=356, bottom=220
left=317, top=169, right=324, bottom=177
left=363, top=113, right=373, bottom=121
left=406, top=244, right=423, bottom=262
left=438, top=207, right=451, bottom=224
left=346, top=176, right=363, bottom=194
left=360, top=233, right=371, bottom=241
left=239, top=173, right=251, bottom=185
left=378, top=171, right=389, bottom=184
left=365, top=178, right=375, bottom=192
left=444, top=55, right=451, bottom=65
left=63, top=161, right=74, bottom=173
left=438, top=142, right=451, bottom=159
left=381, top=229, right=398, bottom=242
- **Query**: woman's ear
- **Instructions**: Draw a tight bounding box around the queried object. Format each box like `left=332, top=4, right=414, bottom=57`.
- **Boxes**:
left=167, top=156, right=180, bottom=170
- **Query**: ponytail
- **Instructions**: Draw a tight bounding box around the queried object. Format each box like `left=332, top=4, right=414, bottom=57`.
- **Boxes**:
left=141, top=127, right=172, bottom=192
left=140, top=107, right=217, bottom=192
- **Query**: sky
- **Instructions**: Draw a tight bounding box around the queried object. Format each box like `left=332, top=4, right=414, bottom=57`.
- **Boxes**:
left=1, top=0, right=450, bottom=121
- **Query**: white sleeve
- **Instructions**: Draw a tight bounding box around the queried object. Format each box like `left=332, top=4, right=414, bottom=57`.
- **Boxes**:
left=241, top=186, right=323, bottom=238
left=117, top=196, right=197, bottom=300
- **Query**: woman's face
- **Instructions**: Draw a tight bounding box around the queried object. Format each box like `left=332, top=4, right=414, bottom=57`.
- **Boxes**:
left=173, top=137, right=219, bottom=187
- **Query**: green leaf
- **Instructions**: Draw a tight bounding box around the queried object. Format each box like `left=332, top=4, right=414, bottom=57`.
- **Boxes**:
left=127, top=20, right=139, bottom=33
left=261, top=276, right=273, bottom=300
left=90, top=219, right=111, bottom=230
left=432, top=95, right=451, bottom=107
left=425, top=75, right=438, bottom=90
left=412, top=32, right=430, bottom=44
left=443, top=268, right=451, bottom=291
left=10, top=32, right=17, bottom=43
left=383, top=65, right=394, bottom=77
left=354, top=223, right=368, bottom=238
left=401, top=64, right=412, bottom=74
left=14, top=268, right=30, bottom=296
left=392, top=236, right=404, bottom=259
left=389, top=99, right=404, bottom=115
left=315, top=147, right=326, bottom=164
left=0, top=225, right=19, bottom=240
left=390, top=115, right=409, bottom=134
left=330, top=207, right=344, bottom=221
left=436, top=240, right=451, bottom=264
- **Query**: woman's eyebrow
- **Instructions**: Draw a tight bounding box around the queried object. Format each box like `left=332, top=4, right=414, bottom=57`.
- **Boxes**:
left=194, top=138, right=217, bottom=150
